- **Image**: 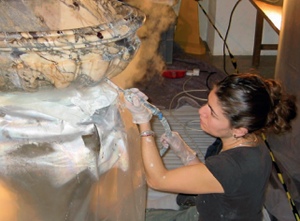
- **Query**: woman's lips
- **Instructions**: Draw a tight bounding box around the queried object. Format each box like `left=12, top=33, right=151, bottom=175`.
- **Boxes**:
left=199, top=118, right=204, bottom=127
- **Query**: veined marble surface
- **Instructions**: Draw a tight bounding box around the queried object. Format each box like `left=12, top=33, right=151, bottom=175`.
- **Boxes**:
left=0, top=0, right=145, bottom=91
left=0, top=0, right=128, bottom=32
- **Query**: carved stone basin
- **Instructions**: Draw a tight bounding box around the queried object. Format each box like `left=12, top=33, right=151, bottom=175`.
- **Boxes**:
left=0, top=0, right=145, bottom=91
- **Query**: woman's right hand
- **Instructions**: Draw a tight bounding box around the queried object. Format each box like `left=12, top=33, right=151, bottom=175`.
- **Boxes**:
left=124, top=88, right=152, bottom=124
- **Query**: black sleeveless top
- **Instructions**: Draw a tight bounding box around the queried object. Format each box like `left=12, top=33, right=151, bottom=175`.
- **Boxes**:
left=196, top=140, right=272, bottom=221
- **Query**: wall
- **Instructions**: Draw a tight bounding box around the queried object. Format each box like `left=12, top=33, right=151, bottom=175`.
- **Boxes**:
left=267, top=0, right=300, bottom=215
left=198, top=0, right=279, bottom=56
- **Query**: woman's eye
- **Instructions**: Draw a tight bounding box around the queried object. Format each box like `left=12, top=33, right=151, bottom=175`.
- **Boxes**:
left=211, top=110, right=218, bottom=118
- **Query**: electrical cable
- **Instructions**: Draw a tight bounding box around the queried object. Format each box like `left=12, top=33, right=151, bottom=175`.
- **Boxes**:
left=105, top=64, right=220, bottom=159
left=223, top=0, right=241, bottom=74
left=205, top=71, right=217, bottom=90
left=196, top=0, right=240, bottom=75
left=104, top=71, right=215, bottom=159
left=168, top=87, right=207, bottom=111
left=166, top=75, right=212, bottom=159
left=262, top=133, right=300, bottom=221
left=167, top=95, right=205, bottom=158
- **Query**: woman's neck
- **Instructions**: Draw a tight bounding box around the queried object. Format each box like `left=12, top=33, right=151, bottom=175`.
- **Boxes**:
left=221, top=133, right=259, bottom=152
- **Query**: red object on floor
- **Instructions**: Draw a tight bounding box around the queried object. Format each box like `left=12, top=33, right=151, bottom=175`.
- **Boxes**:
left=162, top=70, right=186, bottom=79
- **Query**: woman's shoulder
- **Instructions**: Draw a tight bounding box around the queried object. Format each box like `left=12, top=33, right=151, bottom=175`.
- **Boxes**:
left=206, top=141, right=271, bottom=173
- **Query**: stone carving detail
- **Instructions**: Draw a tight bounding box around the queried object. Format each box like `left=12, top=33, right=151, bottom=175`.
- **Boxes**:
left=0, top=0, right=145, bottom=91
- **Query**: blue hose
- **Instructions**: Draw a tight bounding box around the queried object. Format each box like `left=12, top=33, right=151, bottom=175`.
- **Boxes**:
left=104, top=78, right=171, bottom=156
left=142, top=102, right=172, bottom=156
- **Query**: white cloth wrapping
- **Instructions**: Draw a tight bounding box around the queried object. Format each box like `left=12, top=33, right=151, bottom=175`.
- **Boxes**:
left=0, top=82, right=146, bottom=221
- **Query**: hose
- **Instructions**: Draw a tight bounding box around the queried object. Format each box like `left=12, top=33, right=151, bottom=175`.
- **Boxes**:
left=104, top=78, right=172, bottom=156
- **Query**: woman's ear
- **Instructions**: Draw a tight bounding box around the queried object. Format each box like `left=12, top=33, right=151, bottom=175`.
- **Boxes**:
left=232, top=127, right=249, bottom=138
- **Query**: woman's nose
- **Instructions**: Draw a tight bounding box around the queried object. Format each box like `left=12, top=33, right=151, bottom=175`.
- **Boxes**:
left=199, top=105, right=206, bottom=116
left=198, top=106, right=204, bottom=115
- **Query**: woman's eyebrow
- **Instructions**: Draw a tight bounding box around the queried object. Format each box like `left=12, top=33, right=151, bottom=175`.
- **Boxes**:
left=208, top=103, right=218, bottom=117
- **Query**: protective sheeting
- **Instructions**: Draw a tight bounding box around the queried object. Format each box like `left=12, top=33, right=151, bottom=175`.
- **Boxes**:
left=0, top=82, right=146, bottom=221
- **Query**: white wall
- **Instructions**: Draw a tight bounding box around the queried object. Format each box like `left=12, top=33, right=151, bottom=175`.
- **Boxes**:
left=198, top=0, right=279, bottom=56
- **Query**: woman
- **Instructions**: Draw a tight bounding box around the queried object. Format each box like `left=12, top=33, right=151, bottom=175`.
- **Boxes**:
left=124, top=73, right=297, bottom=221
